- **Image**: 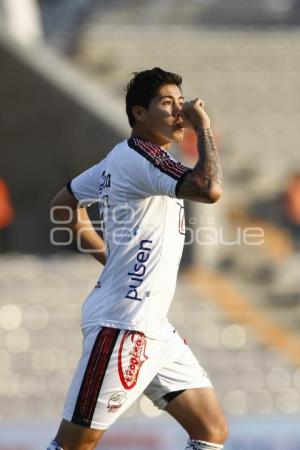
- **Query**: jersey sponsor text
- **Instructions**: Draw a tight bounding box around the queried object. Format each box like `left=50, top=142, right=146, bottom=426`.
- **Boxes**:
left=125, top=239, right=152, bottom=302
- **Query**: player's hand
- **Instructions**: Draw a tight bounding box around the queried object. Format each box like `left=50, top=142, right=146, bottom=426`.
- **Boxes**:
left=180, top=98, right=211, bottom=130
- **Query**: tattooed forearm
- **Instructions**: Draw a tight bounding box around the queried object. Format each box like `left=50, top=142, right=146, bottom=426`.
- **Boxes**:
left=178, top=128, right=222, bottom=203
left=194, top=128, right=223, bottom=187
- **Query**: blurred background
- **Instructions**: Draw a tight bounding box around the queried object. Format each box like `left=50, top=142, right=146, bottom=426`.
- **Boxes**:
left=1, top=1, right=300, bottom=449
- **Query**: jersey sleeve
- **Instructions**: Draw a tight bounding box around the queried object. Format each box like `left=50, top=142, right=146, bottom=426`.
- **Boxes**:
left=67, top=161, right=103, bottom=206
left=125, top=138, right=192, bottom=199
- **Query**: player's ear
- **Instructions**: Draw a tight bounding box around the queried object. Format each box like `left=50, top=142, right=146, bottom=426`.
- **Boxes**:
left=132, top=105, right=147, bottom=124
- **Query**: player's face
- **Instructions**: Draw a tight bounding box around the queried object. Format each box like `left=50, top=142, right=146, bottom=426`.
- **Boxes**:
left=144, top=84, right=185, bottom=147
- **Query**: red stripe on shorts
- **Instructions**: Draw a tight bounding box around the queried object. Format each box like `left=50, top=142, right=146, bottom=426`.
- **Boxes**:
left=72, top=327, right=120, bottom=427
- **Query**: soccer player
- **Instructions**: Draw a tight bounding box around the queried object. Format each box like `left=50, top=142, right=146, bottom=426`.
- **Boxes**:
left=47, top=68, right=227, bottom=450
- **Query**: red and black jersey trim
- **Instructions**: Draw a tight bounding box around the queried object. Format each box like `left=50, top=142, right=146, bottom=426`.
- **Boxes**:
left=72, top=327, right=120, bottom=428
left=175, top=169, right=192, bottom=198
left=128, top=136, right=191, bottom=182
left=66, top=180, right=78, bottom=201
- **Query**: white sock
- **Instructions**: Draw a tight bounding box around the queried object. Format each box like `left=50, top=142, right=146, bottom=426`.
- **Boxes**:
left=47, top=440, right=64, bottom=450
left=185, top=439, right=224, bottom=449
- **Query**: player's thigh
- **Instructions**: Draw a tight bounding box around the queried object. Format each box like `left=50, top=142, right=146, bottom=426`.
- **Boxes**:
left=55, top=419, right=105, bottom=450
left=165, top=387, right=228, bottom=442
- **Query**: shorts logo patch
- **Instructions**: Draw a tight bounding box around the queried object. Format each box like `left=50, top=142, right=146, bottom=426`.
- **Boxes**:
left=107, top=391, right=127, bottom=413
left=118, top=331, right=148, bottom=390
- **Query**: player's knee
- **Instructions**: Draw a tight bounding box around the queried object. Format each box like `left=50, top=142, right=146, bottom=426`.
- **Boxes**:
left=54, top=435, right=101, bottom=450
left=189, top=418, right=229, bottom=444
left=210, top=420, right=228, bottom=444
left=54, top=420, right=104, bottom=450
left=77, top=434, right=101, bottom=450
left=204, top=420, right=229, bottom=444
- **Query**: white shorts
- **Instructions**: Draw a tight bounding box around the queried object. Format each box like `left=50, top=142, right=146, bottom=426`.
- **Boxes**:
left=63, top=326, right=212, bottom=430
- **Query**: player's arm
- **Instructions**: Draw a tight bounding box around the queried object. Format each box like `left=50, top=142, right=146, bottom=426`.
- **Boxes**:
left=177, top=98, right=223, bottom=203
left=50, top=187, right=106, bottom=265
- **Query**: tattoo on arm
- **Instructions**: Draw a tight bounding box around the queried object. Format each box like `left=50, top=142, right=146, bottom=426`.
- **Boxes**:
left=195, top=128, right=223, bottom=186
left=178, top=128, right=222, bottom=202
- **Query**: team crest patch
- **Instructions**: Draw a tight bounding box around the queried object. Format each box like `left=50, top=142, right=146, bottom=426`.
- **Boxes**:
left=118, top=331, right=148, bottom=390
left=107, top=391, right=127, bottom=413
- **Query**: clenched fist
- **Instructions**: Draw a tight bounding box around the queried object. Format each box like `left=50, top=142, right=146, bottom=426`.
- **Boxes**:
left=180, top=98, right=211, bottom=130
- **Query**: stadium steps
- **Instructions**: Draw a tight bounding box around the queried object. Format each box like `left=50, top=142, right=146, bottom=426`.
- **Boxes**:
left=199, top=0, right=290, bottom=25
left=40, top=0, right=294, bottom=36
left=183, top=266, right=300, bottom=366
left=220, top=206, right=300, bottom=330
left=228, top=208, right=294, bottom=261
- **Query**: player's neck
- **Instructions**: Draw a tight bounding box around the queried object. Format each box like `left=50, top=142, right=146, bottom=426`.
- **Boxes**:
left=131, top=127, right=171, bottom=151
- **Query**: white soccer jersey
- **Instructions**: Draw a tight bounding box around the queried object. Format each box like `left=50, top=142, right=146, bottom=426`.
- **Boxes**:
left=68, top=136, right=191, bottom=340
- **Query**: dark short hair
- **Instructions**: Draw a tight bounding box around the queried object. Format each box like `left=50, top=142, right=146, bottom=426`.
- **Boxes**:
left=125, top=67, right=182, bottom=127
